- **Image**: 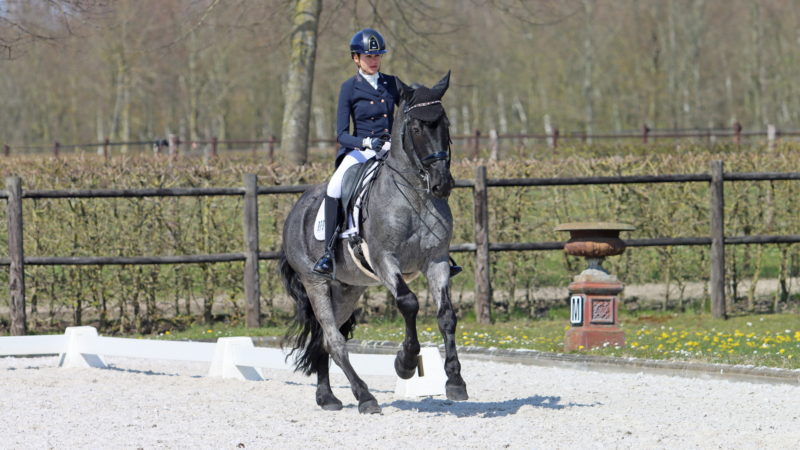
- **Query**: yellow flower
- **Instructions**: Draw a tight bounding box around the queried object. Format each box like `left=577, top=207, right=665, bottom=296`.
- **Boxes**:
left=207, top=329, right=213, bottom=333
left=426, top=327, right=432, bottom=332
left=165, top=331, right=171, bottom=335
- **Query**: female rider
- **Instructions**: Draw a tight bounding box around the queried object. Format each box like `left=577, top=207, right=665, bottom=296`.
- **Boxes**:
left=314, top=28, right=460, bottom=279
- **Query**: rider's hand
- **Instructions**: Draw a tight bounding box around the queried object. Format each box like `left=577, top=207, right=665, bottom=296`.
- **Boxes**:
left=381, top=140, right=391, bottom=151
left=362, top=137, right=386, bottom=150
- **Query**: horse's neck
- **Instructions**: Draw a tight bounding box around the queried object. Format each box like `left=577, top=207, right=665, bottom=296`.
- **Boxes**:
left=377, top=145, right=426, bottom=205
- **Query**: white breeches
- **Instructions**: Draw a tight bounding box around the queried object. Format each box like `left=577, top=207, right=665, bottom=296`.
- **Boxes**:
left=326, top=149, right=376, bottom=198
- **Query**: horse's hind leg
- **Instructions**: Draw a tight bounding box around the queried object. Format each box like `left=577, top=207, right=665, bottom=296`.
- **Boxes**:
left=313, top=352, right=342, bottom=410
left=427, top=260, right=469, bottom=401
left=305, top=281, right=381, bottom=414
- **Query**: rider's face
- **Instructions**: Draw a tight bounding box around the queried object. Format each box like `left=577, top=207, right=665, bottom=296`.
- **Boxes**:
left=354, top=54, right=381, bottom=75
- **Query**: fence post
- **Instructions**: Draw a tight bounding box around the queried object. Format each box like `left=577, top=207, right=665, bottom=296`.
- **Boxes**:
left=489, top=129, right=498, bottom=160
left=169, top=134, right=179, bottom=161
left=243, top=174, right=261, bottom=327
left=710, top=160, right=727, bottom=319
left=103, top=138, right=110, bottom=160
left=553, top=128, right=559, bottom=149
left=211, top=136, right=218, bottom=159
left=3, top=144, right=9, bottom=156
left=733, top=122, right=742, bottom=147
left=474, top=166, right=492, bottom=324
left=473, top=129, right=481, bottom=159
left=642, top=124, right=650, bottom=144
left=6, top=176, right=26, bottom=335
left=767, top=124, right=776, bottom=150
left=53, top=141, right=60, bottom=158
left=268, top=135, right=276, bottom=162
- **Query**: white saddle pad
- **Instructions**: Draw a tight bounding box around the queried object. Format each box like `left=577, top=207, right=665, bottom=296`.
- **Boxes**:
left=314, top=161, right=380, bottom=241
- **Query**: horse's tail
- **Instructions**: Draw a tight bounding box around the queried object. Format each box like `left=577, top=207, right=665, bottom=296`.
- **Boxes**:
left=280, top=250, right=357, bottom=376
left=280, top=251, right=322, bottom=375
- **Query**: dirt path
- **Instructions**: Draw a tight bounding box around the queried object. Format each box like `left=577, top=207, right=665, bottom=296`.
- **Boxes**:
left=1, top=354, right=798, bottom=448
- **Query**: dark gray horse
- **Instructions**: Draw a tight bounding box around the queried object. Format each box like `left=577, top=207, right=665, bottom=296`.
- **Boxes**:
left=278, top=72, right=468, bottom=414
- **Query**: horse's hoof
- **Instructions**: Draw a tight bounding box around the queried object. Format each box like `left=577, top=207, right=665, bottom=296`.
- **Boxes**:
left=316, top=393, right=343, bottom=411
left=446, top=383, right=469, bottom=401
left=394, top=352, right=417, bottom=379
left=358, top=399, right=381, bottom=414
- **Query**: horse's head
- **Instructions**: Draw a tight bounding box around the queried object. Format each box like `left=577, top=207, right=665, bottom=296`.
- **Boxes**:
left=394, top=72, right=454, bottom=199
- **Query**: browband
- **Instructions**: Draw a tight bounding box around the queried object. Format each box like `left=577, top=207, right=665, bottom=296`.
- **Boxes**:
left=404, top=100, right=442, bottom=113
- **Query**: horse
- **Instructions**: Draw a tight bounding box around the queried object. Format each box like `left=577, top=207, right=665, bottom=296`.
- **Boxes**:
left=278, top=72, right=468, bottom=414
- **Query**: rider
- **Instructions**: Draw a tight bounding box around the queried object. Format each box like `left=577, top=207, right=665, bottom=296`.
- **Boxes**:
left=313, top=28, right=461, bottom=279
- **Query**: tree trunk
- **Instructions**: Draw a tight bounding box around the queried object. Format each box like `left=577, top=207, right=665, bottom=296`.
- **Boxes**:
left=582, top=0, right=594, bottom=142
left=280, top=0, right=322, bottom=166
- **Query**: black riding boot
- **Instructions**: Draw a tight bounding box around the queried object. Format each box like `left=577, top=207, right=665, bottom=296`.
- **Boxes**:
left=313, top=196, right=341, bottom=279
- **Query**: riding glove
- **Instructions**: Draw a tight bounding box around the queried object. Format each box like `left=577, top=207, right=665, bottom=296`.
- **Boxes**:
left=362, top=137, right=387, bottom=150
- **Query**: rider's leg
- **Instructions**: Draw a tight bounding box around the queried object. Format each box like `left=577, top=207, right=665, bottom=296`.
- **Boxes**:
left=313, top=150, right=374, bottom=277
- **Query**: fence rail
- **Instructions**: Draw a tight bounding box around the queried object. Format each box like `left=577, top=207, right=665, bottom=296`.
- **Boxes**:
left=3, top=161, right=800, bottom=333
left=5, top=123, right=799, bottom=159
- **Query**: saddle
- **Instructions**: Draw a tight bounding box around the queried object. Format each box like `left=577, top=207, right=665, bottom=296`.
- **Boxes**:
left=312, top=157, right=422, bottom=283
left=313, top=157, right=381, bottom=272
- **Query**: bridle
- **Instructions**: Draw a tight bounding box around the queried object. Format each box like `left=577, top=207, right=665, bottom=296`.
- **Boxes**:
left=395, top=99, right=452, bottom=193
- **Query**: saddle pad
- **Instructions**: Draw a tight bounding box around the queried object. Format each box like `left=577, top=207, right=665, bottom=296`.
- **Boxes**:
left=313, top=160, right=380, bottom=241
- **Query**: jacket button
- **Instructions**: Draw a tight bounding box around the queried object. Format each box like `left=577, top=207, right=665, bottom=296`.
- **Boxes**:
left=383, top=114, right=388, bottom=117
left=384, top=129, right=389, bottom=132
left=370, top=101, right=375, bottom=104
left=380, top=99, right=385, bottom=103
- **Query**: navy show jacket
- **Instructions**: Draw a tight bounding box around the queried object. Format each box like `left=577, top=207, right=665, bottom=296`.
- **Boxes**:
left=335, top=71, right=399, bottom=165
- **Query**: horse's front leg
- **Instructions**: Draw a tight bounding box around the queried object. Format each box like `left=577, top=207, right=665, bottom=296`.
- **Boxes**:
left=426, top=259, right=469, bottom=401
left=376, top=258, right=421, bottom=379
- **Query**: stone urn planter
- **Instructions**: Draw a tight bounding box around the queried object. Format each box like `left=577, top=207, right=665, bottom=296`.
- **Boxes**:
left=555, top=222, right=635, bottom=351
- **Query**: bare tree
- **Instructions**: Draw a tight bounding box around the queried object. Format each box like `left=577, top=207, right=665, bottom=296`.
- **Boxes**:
left=281, top=0, right=322, bottom=165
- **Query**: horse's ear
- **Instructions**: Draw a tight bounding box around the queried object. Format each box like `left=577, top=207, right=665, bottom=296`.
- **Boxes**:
left=395, top=77, right=414, bottom=101
left=432, top=70, right=451, bottom=97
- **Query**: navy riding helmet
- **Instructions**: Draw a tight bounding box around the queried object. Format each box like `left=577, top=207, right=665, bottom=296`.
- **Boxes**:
left=349, top=28, right=388, bottom=55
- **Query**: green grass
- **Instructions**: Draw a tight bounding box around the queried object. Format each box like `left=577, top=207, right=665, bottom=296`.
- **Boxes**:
left=148, top=310, right=800, bottom=370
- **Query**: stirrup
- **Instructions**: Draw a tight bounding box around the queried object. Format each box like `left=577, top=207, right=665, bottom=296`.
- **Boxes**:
left=313, top=251, right=335, bottom=280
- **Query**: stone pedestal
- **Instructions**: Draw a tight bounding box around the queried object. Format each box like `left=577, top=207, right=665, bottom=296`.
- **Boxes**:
left=555, top=222, right=634, bottom=352
left=564, top=278, right=625, bottom=351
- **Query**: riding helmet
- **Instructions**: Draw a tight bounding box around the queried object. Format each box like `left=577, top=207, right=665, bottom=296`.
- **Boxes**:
left=349, top=28, right=387, bottom=55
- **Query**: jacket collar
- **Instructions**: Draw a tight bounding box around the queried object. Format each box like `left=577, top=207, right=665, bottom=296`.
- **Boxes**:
left=354, top=71, right=388, bottom=96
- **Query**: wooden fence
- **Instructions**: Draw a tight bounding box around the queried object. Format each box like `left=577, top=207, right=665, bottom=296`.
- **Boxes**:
left=5, top=124, right=800, bottom=160
left=2, top=161, right=800, bottom=334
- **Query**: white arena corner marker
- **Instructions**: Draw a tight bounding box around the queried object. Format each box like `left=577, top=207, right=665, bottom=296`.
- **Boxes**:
left=208, top=337, right=264, bottom=381
left=58, top=326, right=107, bottom=369
left=394, top=347, right=447, bottom=398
